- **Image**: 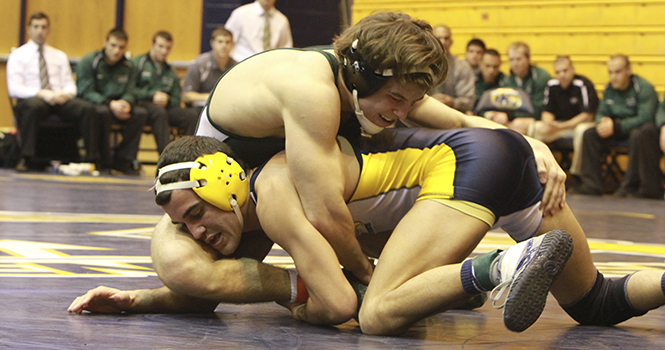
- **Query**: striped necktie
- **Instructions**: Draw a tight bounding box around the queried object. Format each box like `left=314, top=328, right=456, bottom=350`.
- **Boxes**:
left=39, top=46, right=51, bottom=90
left=262, top=12, right=271, bottom=51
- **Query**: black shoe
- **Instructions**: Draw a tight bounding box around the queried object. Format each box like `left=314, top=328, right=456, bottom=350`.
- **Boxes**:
left=111, top=158, right=141, bottom=176
left=637, top=189, right=665, bottom=200
left=15, top=158, right=29, bottom=172
left=613, top=187, right=638, bottom=198
left=567, top=185, right=602, bottom=196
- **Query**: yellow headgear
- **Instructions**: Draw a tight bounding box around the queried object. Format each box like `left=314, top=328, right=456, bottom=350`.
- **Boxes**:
left=154, top=152, right=248, bottom=217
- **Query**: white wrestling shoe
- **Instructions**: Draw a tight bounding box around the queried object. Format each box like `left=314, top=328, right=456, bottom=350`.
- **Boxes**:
left=489, top=229, right=574, bottom=332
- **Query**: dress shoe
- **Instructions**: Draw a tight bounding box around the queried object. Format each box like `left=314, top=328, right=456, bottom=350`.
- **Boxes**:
left=567, top=185, right=602, bottom=196
left=15, top=158, right=29, bottom=173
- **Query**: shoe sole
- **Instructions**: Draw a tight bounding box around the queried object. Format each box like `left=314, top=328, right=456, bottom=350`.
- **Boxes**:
left=503, top=229, right=574, bottom=332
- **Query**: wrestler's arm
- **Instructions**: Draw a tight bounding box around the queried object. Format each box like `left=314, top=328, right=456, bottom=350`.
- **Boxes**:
left=68, top=215, right=291, bottom=314
left=281, top=80, right=373, bottom=284
left=67, top=285, right=219, bottom=314
left=408, top=95, right=566, bottom=215
left=151, top=215, right=291, bottom=303
left=256, top=158, right=358, bottom=325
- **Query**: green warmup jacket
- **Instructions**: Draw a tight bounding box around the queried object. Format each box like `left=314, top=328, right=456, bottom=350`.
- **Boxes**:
left=473, top=71, right=505, bottom=110
left=131, top=53, right=181, bottom=107
left=502, top=65, right=551, bottom=119
left=76, top=49, right=137, bottom=105
left=596, top=74, right=658, bottom=138
left=654, top=99, right=665, bottom=129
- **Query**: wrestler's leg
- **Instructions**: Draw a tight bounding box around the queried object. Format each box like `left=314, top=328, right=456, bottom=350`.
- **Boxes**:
left=359, top=200, right=490, bottom=335
left=540, top=204, right=665, bottom=323
left=538, top=204, right=597, bottom=304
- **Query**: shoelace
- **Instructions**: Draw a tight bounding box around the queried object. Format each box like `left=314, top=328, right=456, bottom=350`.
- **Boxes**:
left=490, top=244, right=535, bottom=309
left=490, top=279, right=512, bottom=309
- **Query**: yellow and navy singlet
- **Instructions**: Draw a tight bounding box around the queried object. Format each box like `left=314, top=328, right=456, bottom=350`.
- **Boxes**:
left=249, top=127, right=545, bottom=243
left=349, top=127, right=544, bottom=241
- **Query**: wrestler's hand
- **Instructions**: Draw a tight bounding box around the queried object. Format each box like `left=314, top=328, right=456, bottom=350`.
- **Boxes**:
left=67, top=286, right=135, bottom=314
left=351, top=258, right=374, bottom=286
left=526, top=136, right=566, bottom=216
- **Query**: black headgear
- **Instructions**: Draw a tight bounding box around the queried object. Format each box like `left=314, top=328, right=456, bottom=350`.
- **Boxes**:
left=342, top=39, right=391, bottom=98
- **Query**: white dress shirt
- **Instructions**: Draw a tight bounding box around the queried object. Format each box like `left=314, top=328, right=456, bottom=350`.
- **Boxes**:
left=225, top=0, right=293, bottom=62
left=6, top=39, right=77, bottom=99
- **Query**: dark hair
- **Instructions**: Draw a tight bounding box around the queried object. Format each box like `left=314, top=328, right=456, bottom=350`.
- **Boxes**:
left=106, top=28, right=128, bottom=41
left=466, top=38, right=486, bottom=51
left=154, top=136, right=247, bottom=206
left=152, top=30, right=173, bottom=43
left=484, top=48, right=500, bottom=58
left=28, top=12, right=49, bottom=26
left=211, top=26, right=233, bottom=41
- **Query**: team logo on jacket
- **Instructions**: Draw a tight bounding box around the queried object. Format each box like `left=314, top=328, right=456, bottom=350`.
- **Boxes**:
left=490, top=88, right=524, bottom=110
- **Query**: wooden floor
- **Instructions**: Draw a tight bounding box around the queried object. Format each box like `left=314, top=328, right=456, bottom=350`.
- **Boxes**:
left=1, top=168, right=665, bottom=349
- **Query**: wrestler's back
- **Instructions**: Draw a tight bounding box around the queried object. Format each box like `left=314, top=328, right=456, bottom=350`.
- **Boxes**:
left=207, top=49, right=341, bottom=139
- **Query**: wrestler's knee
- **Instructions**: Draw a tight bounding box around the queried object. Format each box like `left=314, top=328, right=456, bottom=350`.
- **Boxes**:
left=322, top=295, right=358, bottom=325
left=358, top=297, right=404, bottom=336
left=561, top=270, right=648, bottom=326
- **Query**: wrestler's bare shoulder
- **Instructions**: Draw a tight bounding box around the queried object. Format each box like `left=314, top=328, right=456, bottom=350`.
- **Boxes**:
left=208, top=49, right=341, bottom=137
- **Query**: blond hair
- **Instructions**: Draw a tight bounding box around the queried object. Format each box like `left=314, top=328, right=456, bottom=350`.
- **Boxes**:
left=333, top=12, right=447, bottom=90
left=507, top=42, right=530, bottom=59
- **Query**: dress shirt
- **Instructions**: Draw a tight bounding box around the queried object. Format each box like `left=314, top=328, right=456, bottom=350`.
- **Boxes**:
left=7, top=40, right=77, bottom=99
left=225, top=0, right=293, bottom=62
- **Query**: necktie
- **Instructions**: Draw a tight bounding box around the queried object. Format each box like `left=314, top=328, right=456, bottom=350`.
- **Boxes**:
left=263, top=12, right=271, bottom=51
left=39, top=46, right=51, bottom=90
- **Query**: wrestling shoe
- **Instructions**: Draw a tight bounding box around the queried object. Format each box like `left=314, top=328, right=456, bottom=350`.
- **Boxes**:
left=489, top=229, right=574, bottom=332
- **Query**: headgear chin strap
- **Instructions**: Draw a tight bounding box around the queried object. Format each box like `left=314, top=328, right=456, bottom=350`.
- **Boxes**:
left=343, top=39, right=393, bottom=135
left=352, top=89, right=386, bottom=135
left=154, top=153, right=248, bottom=229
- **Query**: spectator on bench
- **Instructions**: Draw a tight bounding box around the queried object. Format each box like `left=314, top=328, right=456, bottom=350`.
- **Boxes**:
left=132, top=31, right=197, bottom=154
left=530, top=56, right=599, bottom=185
left=465, top=38, right=485, bottom=75
left=613, top=99, right=665, bottom=199
left=77, top=28, right=147, bottom=176
left=498, top=42, right=551, bottom=135
left=570, top=55, right=658, bottom=196
left=473, top=49, right=505, bottom=114
left=7, top=12, right=98, bottom=171
left=181, top=27, right=237, bottom=123
left=430, top=25, right=475, bottom=113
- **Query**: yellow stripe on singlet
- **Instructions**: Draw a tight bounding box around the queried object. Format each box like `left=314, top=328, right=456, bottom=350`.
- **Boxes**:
left=351, top=143, right=456, bottom=202
left=351, top=142, right=496, bottom=226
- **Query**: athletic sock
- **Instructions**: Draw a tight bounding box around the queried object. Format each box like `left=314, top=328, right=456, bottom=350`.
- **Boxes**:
left=460, top=249, right=502, bottom=295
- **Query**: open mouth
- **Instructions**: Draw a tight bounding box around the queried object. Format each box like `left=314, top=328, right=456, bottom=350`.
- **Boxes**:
left=207, top=233, right=223, bottom=247
left=379, top=114, right=395, bottom=125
